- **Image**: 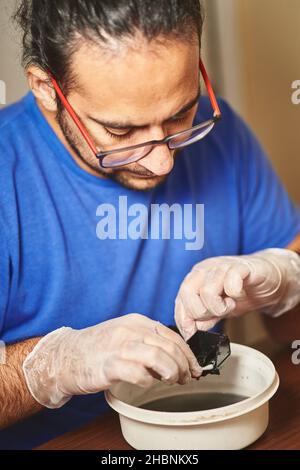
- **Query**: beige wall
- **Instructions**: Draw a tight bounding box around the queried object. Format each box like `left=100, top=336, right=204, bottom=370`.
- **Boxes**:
left=0, top=0, right=28, bottom=105
left=203, top=0, right=300, bottom=345
left=204, top=0, right=300, bottom=203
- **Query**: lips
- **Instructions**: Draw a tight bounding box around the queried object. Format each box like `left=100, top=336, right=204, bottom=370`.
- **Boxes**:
left=122, top=170, right=157, bottom=179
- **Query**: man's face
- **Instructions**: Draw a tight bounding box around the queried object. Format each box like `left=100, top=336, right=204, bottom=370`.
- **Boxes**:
left=57, top=36, right=200, bottom=190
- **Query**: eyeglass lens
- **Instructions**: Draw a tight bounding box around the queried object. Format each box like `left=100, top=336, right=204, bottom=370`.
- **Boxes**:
left=101, top=121, right=215, bottom=168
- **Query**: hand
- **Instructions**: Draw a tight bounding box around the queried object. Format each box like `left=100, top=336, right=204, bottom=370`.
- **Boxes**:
left=23, top=313, right=202, bottom=408
left=175, top=249, right=300, bottom=340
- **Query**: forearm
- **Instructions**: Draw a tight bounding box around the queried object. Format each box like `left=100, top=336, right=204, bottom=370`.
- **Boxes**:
left=0, top=337, right=43, bottom=429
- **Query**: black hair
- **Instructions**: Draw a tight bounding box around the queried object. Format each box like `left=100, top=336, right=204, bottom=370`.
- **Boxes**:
left=14, top=0, right=203, bottom=92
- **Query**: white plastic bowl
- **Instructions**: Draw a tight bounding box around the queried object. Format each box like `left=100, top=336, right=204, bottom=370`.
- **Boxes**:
left=105, top=343, right=279, bottom=450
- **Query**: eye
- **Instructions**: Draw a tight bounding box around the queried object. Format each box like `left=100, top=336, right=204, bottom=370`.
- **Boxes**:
left=172, top=116, right=187, bottom=124
left=103, top=127, right=134, bottom=141
left=169, top=112, right=191, bottom=125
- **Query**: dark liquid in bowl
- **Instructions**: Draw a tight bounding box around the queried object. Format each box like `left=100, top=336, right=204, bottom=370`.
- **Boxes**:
left=140, top=393, right=248, bottom=413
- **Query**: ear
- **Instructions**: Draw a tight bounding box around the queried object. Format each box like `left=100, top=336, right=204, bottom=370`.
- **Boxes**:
left=27, top=66, right=58, bottom=112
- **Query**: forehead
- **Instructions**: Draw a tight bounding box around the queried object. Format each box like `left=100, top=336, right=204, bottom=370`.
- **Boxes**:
left=70, top=37, right=200, bottom=122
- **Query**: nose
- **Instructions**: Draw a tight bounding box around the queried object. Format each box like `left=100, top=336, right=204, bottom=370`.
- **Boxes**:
left=139, top=127, right=174, bottom=176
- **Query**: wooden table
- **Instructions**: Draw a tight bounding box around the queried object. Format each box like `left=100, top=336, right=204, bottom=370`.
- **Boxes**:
left=37, top=346, right=300, bottom=450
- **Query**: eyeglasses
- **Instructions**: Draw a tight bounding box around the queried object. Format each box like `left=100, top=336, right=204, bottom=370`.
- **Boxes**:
left=50, top=59, right=221, bottom=169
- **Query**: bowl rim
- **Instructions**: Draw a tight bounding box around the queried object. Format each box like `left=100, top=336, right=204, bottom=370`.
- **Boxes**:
left=105, top=343, right=280, bottom=426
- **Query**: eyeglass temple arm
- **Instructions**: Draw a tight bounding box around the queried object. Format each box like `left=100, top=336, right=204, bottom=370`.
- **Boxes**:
left=50, top=74, right=99, bottom=155
left=199, top=59, right=221, bottom=118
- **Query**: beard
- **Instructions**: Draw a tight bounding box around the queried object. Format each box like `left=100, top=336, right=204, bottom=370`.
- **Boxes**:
left=56, top=108, right=172, bottom=191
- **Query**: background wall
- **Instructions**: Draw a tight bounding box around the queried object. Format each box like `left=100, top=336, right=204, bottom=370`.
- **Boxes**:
left=0, top=0, right=28, bottom=104
left=203, top=0, right=300, bottom=203
left=1, top=0, right=299, bottom=345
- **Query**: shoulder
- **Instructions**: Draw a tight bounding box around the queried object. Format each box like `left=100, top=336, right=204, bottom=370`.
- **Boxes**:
left=0, top=93, right=34, bottom=172
left=196, top=96, right=250, bottom=142
left=0, top=93, right=34, bottom=136
left=195, top=96, right=264, bottom=164
left=174, top=95, right=268, bottom=189
left=0, top=95, right=35, bottom=220
left=0, top=98, right=25, bottom=130
left=0, top=92, right=35, bottom=134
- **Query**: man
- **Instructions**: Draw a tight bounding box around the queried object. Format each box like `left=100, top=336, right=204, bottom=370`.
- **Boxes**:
left=1, top=0, right=300, bottom=449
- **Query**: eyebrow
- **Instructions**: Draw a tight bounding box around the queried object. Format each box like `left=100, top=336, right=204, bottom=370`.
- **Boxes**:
left=87, top=89, right=200, bottom=130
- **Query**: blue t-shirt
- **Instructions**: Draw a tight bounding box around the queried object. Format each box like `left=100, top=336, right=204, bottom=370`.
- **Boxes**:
left=0, top=93, right=299, bottom=449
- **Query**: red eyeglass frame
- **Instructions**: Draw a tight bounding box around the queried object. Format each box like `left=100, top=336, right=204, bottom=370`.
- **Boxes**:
left=49, top=59, right=221, bottom=165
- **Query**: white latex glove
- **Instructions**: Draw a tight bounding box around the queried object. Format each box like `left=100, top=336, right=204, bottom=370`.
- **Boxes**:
left=23, top=313, right=202, bottom=409
left=175, top=248, right=300, bottom=340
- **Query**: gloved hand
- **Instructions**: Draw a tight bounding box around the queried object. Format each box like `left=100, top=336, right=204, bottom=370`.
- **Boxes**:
left=175, top=248, right=300, bottom=340
left=23, top=313, right=202, bottom=409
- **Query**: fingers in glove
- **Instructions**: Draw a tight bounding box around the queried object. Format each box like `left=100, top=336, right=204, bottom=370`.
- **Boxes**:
left=124, top=313, right=202, bottom=378
left=142, top=335, right=193, bottom=384
left=199, top=265, right=236, bottom=316
left=223, top=263, right=251, bottom=297
left=176, top=273, right=212, bottom=320
left=195, top=318, right=220, bottom=332
left=105, top=357, right=155, bottom=388
left=151, top=321, right=202, bottom=378
left=175, top=296, right=197, bottom=342
left=115, top=341, right=184, bottom=385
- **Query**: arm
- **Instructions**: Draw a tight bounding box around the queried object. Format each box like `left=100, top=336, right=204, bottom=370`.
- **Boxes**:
left=6, top=315, right=201, bottom=412
left=0, top=337, right=43, bottom=429
left=175, top=104, right=300, bottom=339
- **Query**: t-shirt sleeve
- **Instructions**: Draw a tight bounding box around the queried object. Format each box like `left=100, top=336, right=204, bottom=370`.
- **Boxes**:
left=224, top=102, right=300, bottom=254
